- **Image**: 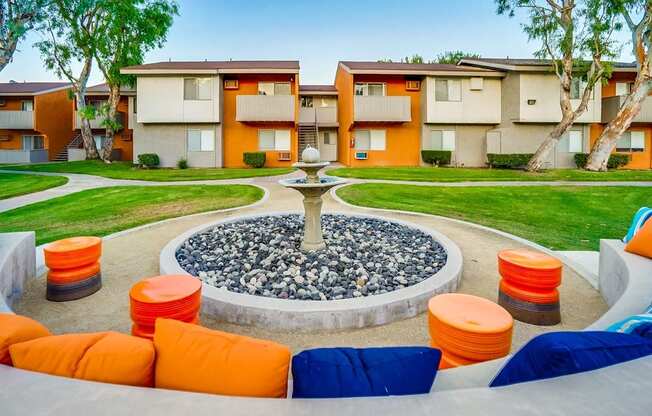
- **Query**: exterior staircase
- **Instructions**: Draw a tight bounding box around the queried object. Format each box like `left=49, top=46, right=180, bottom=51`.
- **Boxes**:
left=298, top=119, right=319, bottom=156
left=53, top=134, right=83, bottom=162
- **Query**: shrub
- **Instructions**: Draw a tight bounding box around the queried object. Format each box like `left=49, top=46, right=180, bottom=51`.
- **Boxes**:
left=574, top=153, right=631, bottom=169
left=421, top=150, right=452, bottom=166
left=137, top=153, right=159, bottom=168
left=243, top=152, right=266, bottom=168
left=487, top=153, right=533, bottom=169
left=177, top=158, right=188, bottom=169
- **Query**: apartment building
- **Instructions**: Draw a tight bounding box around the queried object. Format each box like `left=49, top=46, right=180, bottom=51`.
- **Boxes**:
left=0, top=82, right=72, bottom=163
left=69, top=83, right=135, bottom=162
left=334, top=61, right=504, bottom=167
left=120, top=61, right=299, bottom=168
left=299, top=85, right=338, bottom=161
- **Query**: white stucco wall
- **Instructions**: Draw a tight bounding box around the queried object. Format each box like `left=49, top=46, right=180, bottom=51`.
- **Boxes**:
left=424, top=77, right=501, bottom=124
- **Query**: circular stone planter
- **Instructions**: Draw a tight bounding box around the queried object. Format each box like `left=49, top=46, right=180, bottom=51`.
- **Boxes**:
left=160, top=211, right=463, bottom=331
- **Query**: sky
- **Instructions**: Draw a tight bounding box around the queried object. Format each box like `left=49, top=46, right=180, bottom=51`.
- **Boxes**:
left=1, top=0, right=635, bottom=86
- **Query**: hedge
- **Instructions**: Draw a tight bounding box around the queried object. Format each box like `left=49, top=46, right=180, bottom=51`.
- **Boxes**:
left=243, top=152, right=266, bottom=168
left=487, top=153, right=533, bottom=169
left=574, top=153, right=630, bottom=169
left=421, top=150, right=452, bottom=166
left=137, top=153, right=160, bottom=168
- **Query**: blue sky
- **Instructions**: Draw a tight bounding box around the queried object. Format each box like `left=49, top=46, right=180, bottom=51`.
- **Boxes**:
left=1, top=0, right=634, bottom=85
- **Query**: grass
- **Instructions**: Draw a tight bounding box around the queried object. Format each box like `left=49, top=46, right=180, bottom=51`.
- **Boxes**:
left=2, top=160, right=294, bottom=181
left=0, top=185, right=263, bottom=245
left=0, top=173, right=68, bottom=200
left=337, top=183, right=652, bottom=251
left=329, top=166, right=652, bottom=182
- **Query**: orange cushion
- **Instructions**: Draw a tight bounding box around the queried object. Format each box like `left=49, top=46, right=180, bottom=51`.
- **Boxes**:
left=154, top=318, right=290, bottom=398
left=625, top=219, right=652, bottom=259
left=9, top=332, right=155, bottom=387
left=0, top=314, right=51, bottom=366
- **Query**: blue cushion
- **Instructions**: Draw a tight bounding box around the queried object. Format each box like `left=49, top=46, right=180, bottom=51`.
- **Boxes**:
left=291, top=347, right=441, bottom=398
left=607, top=314, right=652, bottom=340
left=624, top=207, right=652, bottom=243
left=490, top=331, right=652, bottom=387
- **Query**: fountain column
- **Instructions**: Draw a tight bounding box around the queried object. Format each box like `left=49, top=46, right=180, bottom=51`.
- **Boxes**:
left=301, top=187, right=326, bottom=251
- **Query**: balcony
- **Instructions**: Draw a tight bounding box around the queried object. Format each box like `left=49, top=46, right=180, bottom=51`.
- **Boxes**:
left=75, top=112, right=125, bottom=130
left=299, top=107, right=338, bottom=125
left=236, top=95, right=295, bottom=122
left=354, top=96, right=411, bottom=122
left=0, top=111, right=34, bottom=129
left=602, top=95, right=652, bottom=123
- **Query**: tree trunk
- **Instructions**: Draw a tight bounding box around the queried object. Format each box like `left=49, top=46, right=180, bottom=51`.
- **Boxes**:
left=585, top=81, right=652, bottom=171
left=100, top=85, right=120, bottom=162
left=75, top=57, right=98, bottom=160
left=526, top=118, right=573, bottom=171
left=0, top=38, right=18, bottom=73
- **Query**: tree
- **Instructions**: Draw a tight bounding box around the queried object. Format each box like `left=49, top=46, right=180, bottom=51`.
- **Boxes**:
left=378, top=54, right=424, bottom=64
left=35, top=0, right=109, bottom=159
left=0, top=0, right=43, bottom=72
left=93, top=0, right=177, bottom=161
left=496, top=0, right=620, bottom=172
left=586, top=0, right=651, bottom=171
left=436, top=50, right=482, bottom=64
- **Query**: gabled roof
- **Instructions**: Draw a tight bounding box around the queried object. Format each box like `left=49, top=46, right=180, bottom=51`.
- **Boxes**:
left=0, top=82, right=71, bottom=96
left=460, top=58, right=638, bottom=72
left=121, top=60, right=300, bottom=75
left=86, top=83, right=136, bottom=96
left=299, top=84, right=338, bottom=95
left=338, top=61, right=504, bottom=77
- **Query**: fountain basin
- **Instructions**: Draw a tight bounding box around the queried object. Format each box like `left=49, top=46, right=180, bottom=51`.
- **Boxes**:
left=160, top=212, right=463, bottom=331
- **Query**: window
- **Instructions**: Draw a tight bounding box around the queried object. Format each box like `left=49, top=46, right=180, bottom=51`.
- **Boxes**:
left=322, top=131, right=335, bottom=145
left=426, top=130, right=456, bottom=151
left=22, top=135, right=44, bottom=150
left=354, top=83, right=385, bottom=96
left=133, top=97, right=137, bottom=114
left=570, top=77, right=593, bottom=100
left=559, top=130, right=583, bottom=153
left=88, top=99, right=106, bottom=110
left=93, top=134, right=105, bottom=151
left=319, top=97, right=337, bottom=107
left=258, top=129, right=290, bottom=151
left=187, top=129, right=215, bottom=152
left=184, top=78, right=212, bottom=100
left=301, top=97, right=313, bottom=108
left=21, top=100, right=33, bottom=111
left=435, top=79, right=461, bottom=102
left=616, top=131, right=645, bottom=152
left=258, top=82, right=291, bottom=96
left=354, top=129, right=385, bottom=150
left=616, top=82, right=631, bottom=96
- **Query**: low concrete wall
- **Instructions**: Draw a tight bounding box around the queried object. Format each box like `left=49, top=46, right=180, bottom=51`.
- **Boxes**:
left=0, top=232, right=35, bottom=312
left=68, top=148, right=86, bottom=162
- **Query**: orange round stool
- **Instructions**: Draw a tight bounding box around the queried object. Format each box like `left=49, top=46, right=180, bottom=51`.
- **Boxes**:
left=428, top=294, right=513, bottom=369
left=44, top=237, right=102, bottom=301
left=497, top=249, right=563, bottom=325
left=129, top=275, right=202, bottom=339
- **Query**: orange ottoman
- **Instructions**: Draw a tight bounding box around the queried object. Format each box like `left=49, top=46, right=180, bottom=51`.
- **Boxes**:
left=44, top=237, right=102, bottom=302
left=428, top=294, right=513, bottom=369
left=130, top=275, right=202, bottom=339
left=497, top=249, right=562, bottom=325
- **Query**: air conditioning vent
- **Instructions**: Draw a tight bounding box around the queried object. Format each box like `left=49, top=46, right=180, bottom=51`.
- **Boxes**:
left=277, top=151, right=291, bottom=161
left=354, top=151, right=368, bottom=160
left=405, top=80, right=421, bottom=91
left=224, top=79, right=239, bottom=90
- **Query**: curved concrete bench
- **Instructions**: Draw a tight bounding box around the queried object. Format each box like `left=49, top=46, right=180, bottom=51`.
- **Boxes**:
left=2, top=234, right=652, bottom=415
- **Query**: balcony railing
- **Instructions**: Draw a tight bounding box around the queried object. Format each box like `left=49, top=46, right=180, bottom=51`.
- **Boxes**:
left=236, top=95, right=295, bottom=122
left=0, top=111, right=34, bottom=129
left=75, top=112, right=125, bottom=130
left=0, top=149, right=48, bottom=163
left=299, top=107, right=338, bottom=125
left=602, top=95, right=652, bottom=123
left=354, top=96, right=411, bottom=122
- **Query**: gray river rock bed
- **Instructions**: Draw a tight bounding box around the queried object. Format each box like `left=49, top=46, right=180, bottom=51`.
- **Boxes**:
left=176, top=214, right=448, bottom=301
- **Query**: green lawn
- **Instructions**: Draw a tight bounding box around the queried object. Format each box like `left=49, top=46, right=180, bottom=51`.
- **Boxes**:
left=0, top=173, right=68, bottom=200
left=0, top=185, right=263, bottom=245
left=2, top=160, right=294, bottom=181
left=329, top=167, right=652, bottom=182
left=337, top=184, right=652, bottom=250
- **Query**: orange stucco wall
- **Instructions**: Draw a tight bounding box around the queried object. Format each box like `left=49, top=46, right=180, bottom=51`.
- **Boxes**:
left=222, top=74, right=298, bottom=168
left=0, top=97, right=37, bottom=150
left=334, top=67, right=421, bottom=167
left=590, top=123, right=652, bottom=169
left=34, top=88, right=74, bottom=160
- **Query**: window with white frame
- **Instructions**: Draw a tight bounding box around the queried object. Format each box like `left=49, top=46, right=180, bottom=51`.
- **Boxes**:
left=425, top=130, right=456, bottom=151
left=615, top=82, right=631, bottom=96
left=354, top=129, right=386, bottom=151
left=22, top=135, right=44, bottom=150
left=435, top=79, right=461, bottom=102
left=570, top=77, right=593, bottom=100
left=258, top=129, right=290, bottom=151
left=258, top=82, right=291, bottom=96
left=184, top=78, right=212, bottom=100
left=354, top=83, right=385, bottom=96
left=322, top=131, right=335, bottom=145
left=616, top=131, right=645, bottom=152
left=187, top=129, right=215, bottom=152
left=21, top=100, right=33, bottom=111
left=558, top=130, right=583, bottom=153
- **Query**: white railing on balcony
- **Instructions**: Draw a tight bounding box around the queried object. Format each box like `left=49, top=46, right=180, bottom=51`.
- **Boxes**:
left=299, top=107, right=338, bottom=125
left=354, top=96, right=411, bottom=122
left=236, top=95, right=295, bottom=122
left=75, top=112, right=125, bottom=130
left=602, top=95, right=652, bottom=123
left=0, top=111, right=34, bottom=129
